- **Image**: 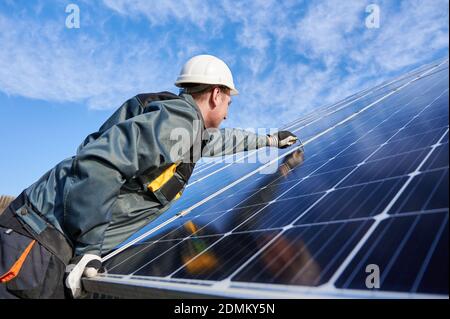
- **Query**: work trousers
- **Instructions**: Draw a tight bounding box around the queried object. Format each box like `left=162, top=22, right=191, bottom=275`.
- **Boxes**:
left=0, top=194, right=71, bottom=299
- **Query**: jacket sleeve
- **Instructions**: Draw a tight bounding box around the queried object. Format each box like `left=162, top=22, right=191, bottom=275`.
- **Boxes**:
left=202, top=128, right=268, bottom=157
left=64, top=102, right=198, bottom=256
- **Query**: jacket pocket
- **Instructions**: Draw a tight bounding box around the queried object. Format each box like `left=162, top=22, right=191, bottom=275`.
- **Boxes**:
left=0, top=226, right=65, bottom=299
left=13, top=204, right=48, bottom=235
left=0, top=238, right=36, bottom=284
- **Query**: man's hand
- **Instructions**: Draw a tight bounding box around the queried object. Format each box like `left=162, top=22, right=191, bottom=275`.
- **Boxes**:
left=65, top=254, right=102, bottom=298
left=267, top=131, right=298, bottom=149
left=279, top=149, right=305, bottom=177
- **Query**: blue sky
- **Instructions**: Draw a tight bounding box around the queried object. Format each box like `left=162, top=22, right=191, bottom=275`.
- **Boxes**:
left=0, top=0, right=448, bottom=195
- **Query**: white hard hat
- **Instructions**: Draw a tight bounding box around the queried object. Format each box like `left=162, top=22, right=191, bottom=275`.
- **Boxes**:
left=175, top=54, right=239, bottom=95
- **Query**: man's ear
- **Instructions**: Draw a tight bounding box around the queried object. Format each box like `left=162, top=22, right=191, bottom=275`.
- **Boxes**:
left=209, top=87, right=220, bottom=109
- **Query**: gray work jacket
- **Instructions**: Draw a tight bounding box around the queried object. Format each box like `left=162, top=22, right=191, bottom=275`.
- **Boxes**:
left=22, top=92, right=267, bottom=256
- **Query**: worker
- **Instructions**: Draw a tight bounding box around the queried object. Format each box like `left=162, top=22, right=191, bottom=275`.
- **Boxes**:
left=0, top=54, right=298, bottom=299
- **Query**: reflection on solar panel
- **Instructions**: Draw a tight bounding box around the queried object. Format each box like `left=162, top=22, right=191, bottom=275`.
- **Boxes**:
left=85, top=59, right=449, bottom=299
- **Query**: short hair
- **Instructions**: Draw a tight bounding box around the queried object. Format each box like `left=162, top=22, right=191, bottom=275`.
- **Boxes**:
left=180, top=84, right=230, bottom=97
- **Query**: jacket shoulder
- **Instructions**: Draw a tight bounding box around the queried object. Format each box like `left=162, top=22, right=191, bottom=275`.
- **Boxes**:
left=145, top=94, right=201, bottom=120
left=136, top=91, right=181, bottom=107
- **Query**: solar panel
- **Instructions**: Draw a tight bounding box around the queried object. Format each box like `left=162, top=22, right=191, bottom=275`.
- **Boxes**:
left=84, top=59, right=449, bottom=299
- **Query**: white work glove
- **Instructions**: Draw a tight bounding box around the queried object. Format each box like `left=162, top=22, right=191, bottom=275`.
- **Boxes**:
left=267, top=131, right=298, bottom=149
left=65, top=254, right=102, bottom=298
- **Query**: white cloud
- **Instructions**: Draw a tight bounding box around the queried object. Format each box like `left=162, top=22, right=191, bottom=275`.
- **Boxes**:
left=293, top=0, right=367, bottom=60
left=351, top=0, right=449, bottom=71
left=220, top=0, right=449, bottom=129
left=0, top=0, right=447, bottom=131
left=102, top=0, right=218, bottom=30
left=0, top=10, right=196, bottom=110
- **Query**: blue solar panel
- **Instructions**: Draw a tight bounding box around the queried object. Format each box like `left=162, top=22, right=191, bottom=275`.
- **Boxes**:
left=85, top=59, right=449, bottom=298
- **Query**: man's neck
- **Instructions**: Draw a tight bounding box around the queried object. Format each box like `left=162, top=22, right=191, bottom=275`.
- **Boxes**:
left=180, top=92, right=211, bottom=128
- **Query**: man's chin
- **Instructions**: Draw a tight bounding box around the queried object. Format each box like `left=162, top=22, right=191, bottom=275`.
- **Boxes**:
left=205, top=123, right=221, bottom=129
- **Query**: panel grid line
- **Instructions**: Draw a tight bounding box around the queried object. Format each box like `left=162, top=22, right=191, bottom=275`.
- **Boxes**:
left=161, top=85, right=448, bottom=281
left=102, top=68, right=447, bottom=276
left=411, top=214, right=449, bottom=292
left=94, top=61, right=449, bottom=299
left=326, top=126, right=449, bottom=287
